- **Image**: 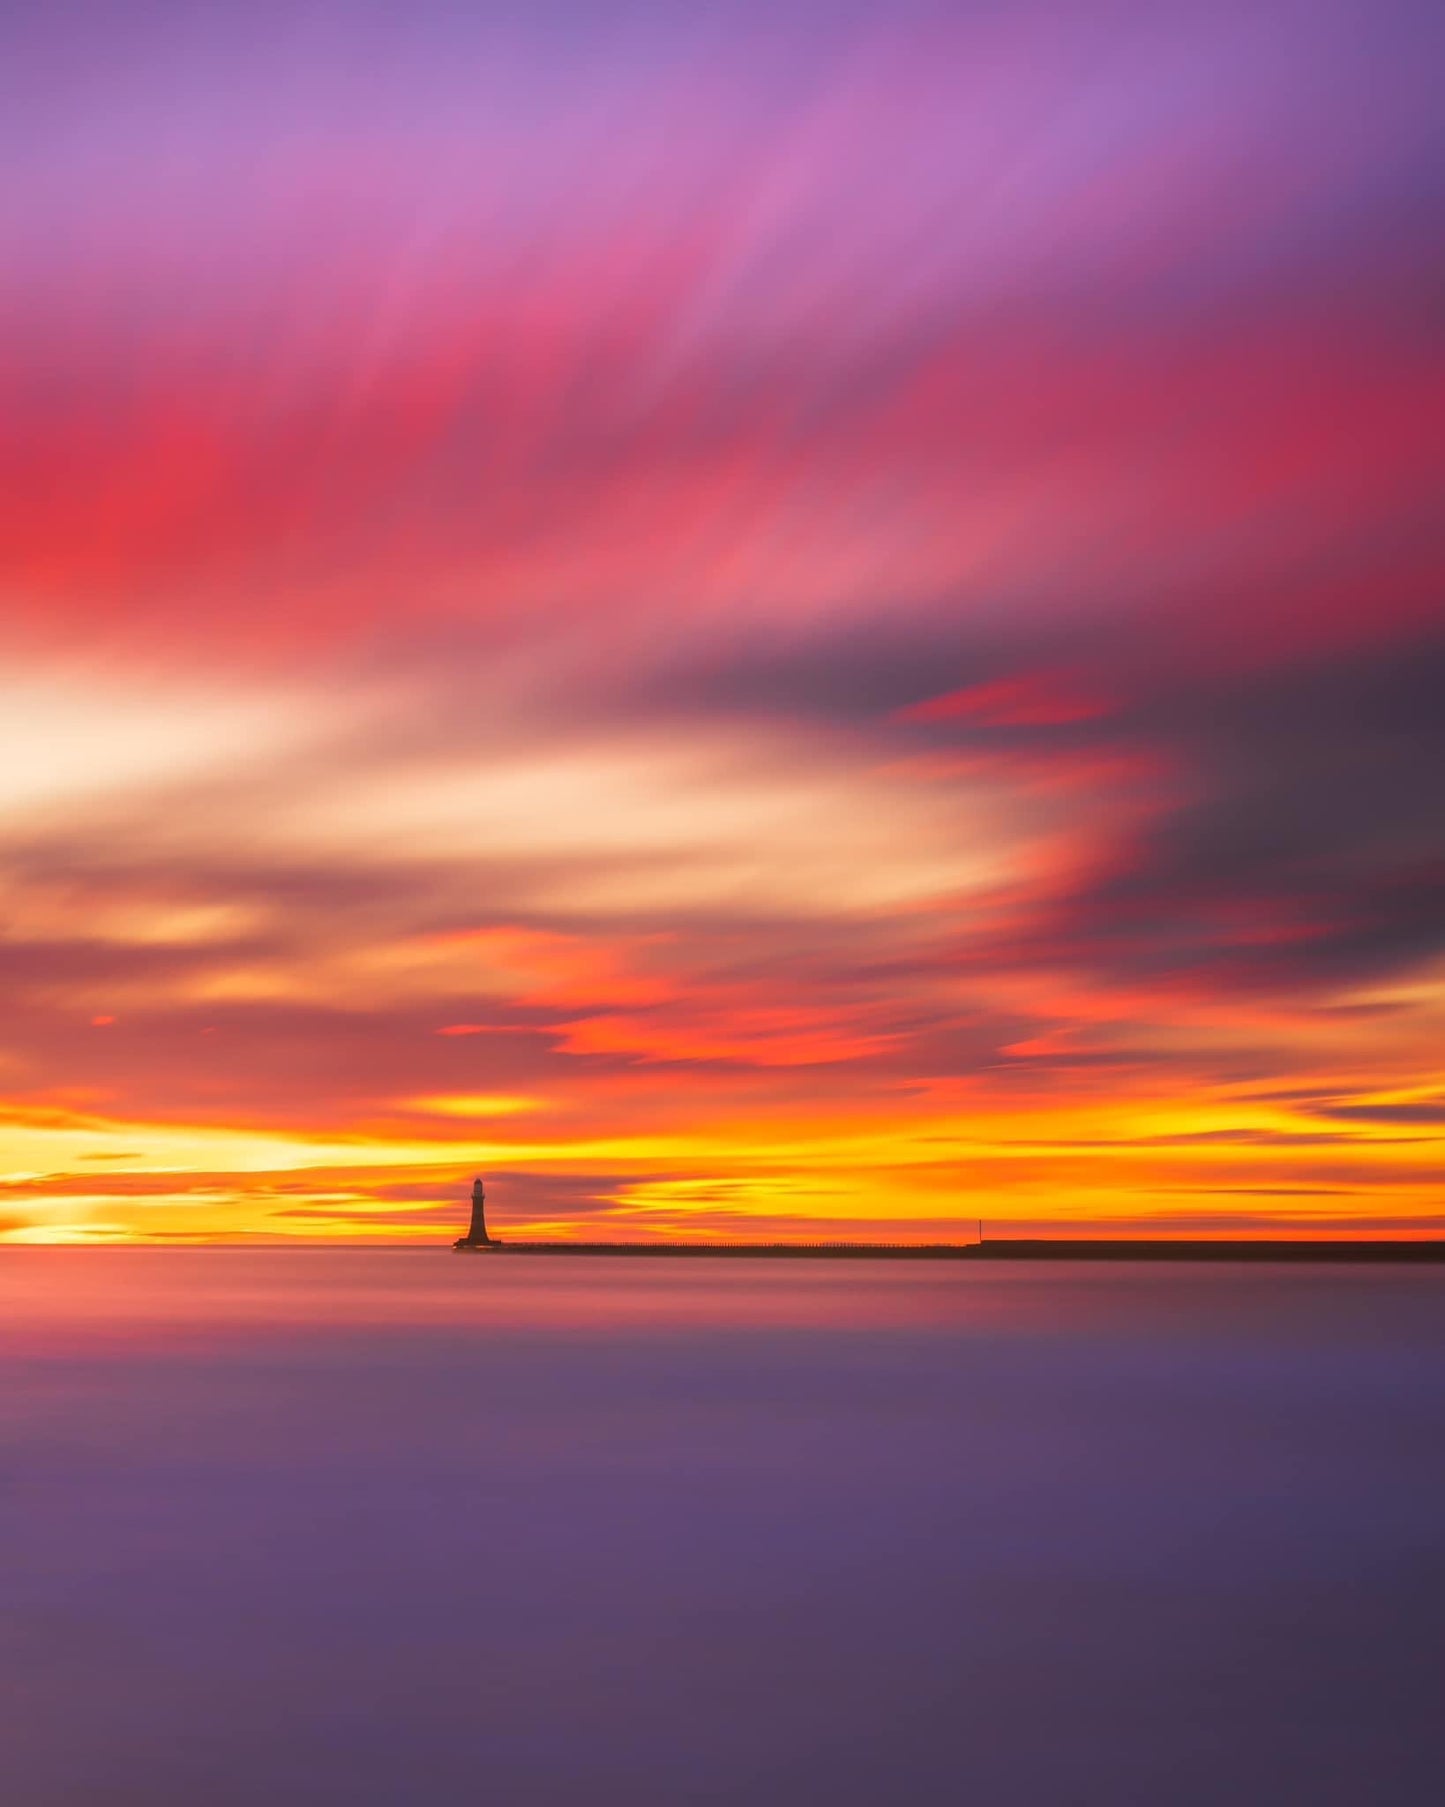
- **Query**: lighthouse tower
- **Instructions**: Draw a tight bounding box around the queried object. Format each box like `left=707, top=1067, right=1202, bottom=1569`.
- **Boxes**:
left=454, top=1176, right=495, bottom=1249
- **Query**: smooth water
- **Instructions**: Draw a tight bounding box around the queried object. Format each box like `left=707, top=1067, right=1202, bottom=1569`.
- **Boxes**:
left=3, top=1251, right=1442, bottom=1805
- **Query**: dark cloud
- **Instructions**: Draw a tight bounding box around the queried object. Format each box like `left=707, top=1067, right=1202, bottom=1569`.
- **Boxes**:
left=1317, top=1102, right=1445, bottom=1126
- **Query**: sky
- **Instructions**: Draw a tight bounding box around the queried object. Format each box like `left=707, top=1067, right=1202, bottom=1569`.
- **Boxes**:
left=2, top=0, right=1442, bottom=1243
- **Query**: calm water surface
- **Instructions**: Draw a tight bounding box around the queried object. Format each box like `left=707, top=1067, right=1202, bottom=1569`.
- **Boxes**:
left=3, top=1251, right=1442, bottom=1805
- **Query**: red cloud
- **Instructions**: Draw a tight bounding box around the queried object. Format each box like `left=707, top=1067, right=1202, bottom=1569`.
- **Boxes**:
left=896, top=672, right=1110, bottom=729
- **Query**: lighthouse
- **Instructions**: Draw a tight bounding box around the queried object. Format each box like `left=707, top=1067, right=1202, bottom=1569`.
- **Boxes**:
left=453, top=1176, right=496, bottom=1249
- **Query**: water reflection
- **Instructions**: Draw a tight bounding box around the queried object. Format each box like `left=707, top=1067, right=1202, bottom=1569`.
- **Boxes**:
left=2, top=1252, right=1442, bottom=1805
left=7, top=1246, right=1442, bottom=1342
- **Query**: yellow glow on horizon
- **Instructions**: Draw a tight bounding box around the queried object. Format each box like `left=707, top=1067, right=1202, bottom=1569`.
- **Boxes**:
left=2, top=1060, right=1440, bottom=1244
left=401, top=1094, right=545, bottom=1118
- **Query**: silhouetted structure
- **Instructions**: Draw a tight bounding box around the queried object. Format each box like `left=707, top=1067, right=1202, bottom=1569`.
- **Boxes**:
left=449, top=1228, right=1443, bottom=1260
left=453, top=1176, right=496, bottom=1250
left=444, top=1179, right=1444, bottom=1260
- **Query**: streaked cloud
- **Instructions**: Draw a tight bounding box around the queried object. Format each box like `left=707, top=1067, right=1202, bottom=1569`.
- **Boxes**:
left=1, top=0, right=1441, bottom=1239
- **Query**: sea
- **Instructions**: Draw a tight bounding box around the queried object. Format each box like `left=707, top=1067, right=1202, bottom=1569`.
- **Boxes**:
left=3, top=1249, right=1442, bottom=1805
